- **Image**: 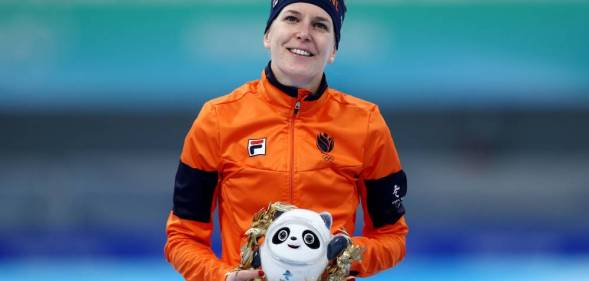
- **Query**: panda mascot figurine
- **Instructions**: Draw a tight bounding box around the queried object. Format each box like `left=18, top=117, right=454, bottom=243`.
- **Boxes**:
left=259, top=208, right=334, bottom=281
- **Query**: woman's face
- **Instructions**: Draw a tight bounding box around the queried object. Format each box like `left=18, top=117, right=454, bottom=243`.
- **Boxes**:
left=264, top=2, right=337, bottom=88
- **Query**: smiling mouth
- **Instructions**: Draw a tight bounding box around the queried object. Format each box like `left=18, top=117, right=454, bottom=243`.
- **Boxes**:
left=287, top=244, right=300, bottom=249
left=287, top=48, right=314, bottom=57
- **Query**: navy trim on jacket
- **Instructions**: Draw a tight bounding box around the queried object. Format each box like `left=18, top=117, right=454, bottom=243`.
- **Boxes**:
left=172, top=161, right=218, bottom=222
left=265, top=61, right=328, bottom=101
left=364, top=170, right=407, bottom=227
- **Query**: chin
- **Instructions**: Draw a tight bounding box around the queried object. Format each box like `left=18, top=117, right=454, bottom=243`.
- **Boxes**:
left=281, top=64, right=321, bottom=85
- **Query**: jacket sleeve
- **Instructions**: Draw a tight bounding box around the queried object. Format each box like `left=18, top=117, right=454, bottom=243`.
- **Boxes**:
left=164, top=102, right=233, bottom=281
left=351, top=106, right=409, bottom=277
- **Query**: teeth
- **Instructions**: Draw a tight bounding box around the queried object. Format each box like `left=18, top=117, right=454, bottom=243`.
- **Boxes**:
left=289, top=48, right=311, bottom=57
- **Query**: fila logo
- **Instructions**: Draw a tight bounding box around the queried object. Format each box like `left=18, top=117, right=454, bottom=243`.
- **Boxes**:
left=248, top=138, right=266, bottom=157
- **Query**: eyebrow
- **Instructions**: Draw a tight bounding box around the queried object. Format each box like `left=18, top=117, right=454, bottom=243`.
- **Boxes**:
left=283, top=10, right=331, bottom=23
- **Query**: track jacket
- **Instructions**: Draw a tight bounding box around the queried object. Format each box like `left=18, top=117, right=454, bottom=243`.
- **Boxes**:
left=165, top=64, right=408, bottom=281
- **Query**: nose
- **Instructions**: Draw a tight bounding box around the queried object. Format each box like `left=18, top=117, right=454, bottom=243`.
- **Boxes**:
left=296, top=31, right=311, bottom=41
left=290, top=236, right=297, bottom=241
left=295, top=23, right=312, bottom=41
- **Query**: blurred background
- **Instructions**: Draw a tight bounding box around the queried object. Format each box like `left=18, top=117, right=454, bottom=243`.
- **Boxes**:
left=1, top=0, right=588, bottom=280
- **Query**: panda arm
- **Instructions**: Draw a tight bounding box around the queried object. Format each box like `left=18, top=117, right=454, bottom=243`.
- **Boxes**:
left=252, top=248, right=261, bottom=268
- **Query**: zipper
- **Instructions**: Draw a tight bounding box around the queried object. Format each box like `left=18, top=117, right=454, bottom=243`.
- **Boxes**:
left=288, top=93, right=307, bottom=203
left=293, top=100, right=301, bottom=115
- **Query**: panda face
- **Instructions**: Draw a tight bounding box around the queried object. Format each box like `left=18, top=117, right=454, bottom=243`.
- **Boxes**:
left=272, top=227, right=320, bottom=250
left=267, top=222, right=324, bottom=263
left=260, top=209, right=332, bottom=281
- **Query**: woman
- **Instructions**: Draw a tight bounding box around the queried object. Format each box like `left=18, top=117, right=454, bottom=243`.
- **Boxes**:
left=165, top=1, right=408, bottom=280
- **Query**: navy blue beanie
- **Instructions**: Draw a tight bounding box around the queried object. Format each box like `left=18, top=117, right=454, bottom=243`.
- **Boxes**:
left=264, top=0, right=347, bottom=49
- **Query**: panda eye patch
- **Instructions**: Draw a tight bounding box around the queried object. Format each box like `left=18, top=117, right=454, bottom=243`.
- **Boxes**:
left=302, top=230, right=320, bottom=249
left=273, top=227, right=290, bottom=244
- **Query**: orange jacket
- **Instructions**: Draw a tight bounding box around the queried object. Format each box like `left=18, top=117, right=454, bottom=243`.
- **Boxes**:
left=165, top=66, right=408, bottom=281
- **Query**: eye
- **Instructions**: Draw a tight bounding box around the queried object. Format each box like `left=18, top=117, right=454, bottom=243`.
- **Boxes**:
left=304, top=233, right=315, bottom=244
left=313, top=22, right=329, bottom=31
left=272, top=227, right=290, bottom=244
left=302, top=230, right=320, bottom=249
left=278, top=230, right=288, bottom=241
left=284, top=15, right=299, bottom=23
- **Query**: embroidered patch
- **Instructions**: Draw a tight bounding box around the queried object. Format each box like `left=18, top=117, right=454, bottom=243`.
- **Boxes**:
left=316, top=132, right=335, bottom=162
left=316, top=132, right=334, bottom=153
left=248, top=138, right=266, bottom=157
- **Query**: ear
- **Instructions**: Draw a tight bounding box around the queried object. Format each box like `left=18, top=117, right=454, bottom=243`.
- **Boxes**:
left=319, top=212, right=332, bottom=230
left=327, top=47, right=337, bottom=64
left=263, top=31, right=271, bottom=49
left=273, top=210, right=284, bottom=220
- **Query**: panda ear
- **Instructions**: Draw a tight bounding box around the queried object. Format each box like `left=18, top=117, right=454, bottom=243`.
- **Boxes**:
left=273, top=210, right=284, bottom=220
left=319, top=212, right=332, bottom=230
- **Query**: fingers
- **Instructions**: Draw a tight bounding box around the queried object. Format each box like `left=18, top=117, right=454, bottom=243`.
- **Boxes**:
left=227, top=269, right=265, bottom=281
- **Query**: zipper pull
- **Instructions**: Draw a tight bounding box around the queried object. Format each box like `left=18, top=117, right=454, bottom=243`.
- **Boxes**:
left=293, top=100, right=301, bottom=116
left=294, top=89, right=309, bottom=116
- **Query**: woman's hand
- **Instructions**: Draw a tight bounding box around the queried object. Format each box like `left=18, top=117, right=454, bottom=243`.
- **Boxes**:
left=226, top=269, right=265, bottom=281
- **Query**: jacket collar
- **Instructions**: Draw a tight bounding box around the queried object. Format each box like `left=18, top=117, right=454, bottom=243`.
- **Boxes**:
left=264, top=61, right=328, bottom=102
left=258, top=62, right=331, bottom=116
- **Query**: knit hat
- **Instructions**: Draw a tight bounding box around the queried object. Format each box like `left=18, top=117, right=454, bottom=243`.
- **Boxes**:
left=264, top=0, right=347, bottom=49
